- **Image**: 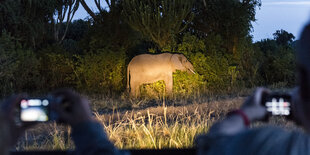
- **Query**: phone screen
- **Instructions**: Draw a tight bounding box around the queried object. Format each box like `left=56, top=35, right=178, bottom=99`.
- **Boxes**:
left=20, top=99, right=50, bottom=122
left=265, top=94, right=291, bottom=116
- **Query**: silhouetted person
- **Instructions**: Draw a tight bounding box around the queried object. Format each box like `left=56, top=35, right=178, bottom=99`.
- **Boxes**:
left=196, top=24, right=310, bottom=155
left=0, top=89, right=123, bottom=155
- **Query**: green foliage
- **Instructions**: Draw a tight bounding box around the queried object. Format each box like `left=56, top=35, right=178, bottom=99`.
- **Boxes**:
left=259, top=46, right=296, bottom=85
left=273, top=29, right=295, bottom=47
left=65, top=19, right=89, bottom=41
left=39, top=51, right=75, bottom=90
left=122, top=0, right=194, bottom=49
left=139, top=81, right=166, bottom=99
left=170, top=34, right=234, bottom=94
left=0, top=0, right=297, bottom=99
left=0, top=0, right=57, bottom=48
left=14, top=49, right=41, bottom=91
left=255, top=33, right=296, bottom=86
left=173, top=71, right=203, bottom=98
left=73, top=50, right=126, bottom=93
left=0, top=32, right=19, bottom=95
left=237, top=40, right=262, bottom=87
left=191, top=0, right=261, bottom=54
left=0, top=32, right=41, bottom=95
left=80, top=10, right=140, bottom=55
left=176, top=33, right=206, bottom=55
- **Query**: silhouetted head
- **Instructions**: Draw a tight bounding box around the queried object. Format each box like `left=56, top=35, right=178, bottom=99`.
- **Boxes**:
left=295, top=24, right=310, bottom=130
left=297, top=24, right=310, bottom=100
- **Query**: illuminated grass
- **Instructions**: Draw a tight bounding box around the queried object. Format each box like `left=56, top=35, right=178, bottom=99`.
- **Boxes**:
left=100, top=107, right=212, bottom=149
left=16, top=97, right=244, bottom=150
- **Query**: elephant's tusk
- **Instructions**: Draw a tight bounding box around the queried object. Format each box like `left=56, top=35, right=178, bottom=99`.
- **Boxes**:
left=189, top=68, right=196, bottom=74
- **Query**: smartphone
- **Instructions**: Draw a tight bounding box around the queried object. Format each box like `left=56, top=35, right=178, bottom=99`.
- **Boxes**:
left=263, top=93, right=291, bottom=116
left=20, top=98, right=50, bottom=122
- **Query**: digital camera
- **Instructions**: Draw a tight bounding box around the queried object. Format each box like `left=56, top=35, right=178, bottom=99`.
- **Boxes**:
left=19, top=96, right=60, bottom=123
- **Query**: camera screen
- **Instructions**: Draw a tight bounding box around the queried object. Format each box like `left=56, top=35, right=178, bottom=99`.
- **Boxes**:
left=20, top=99, right=49, bottom=122
left=265, top=96, right=290, bottom=116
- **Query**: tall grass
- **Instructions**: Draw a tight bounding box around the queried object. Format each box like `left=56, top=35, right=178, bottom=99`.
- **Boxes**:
left=16, top=96, right=244, bottom=150
left=97, top=106, right=215, bottom=149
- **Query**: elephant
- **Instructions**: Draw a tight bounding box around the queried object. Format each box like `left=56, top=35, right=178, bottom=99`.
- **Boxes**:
left=127, top=53, right=195, bottom=97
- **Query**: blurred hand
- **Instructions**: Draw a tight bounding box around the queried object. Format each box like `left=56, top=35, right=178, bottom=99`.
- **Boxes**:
left=0, top=94, right=35, bottom=147
left=241, top=88, right=269, bottom=122
left=52, top=89, right=93, bottom=127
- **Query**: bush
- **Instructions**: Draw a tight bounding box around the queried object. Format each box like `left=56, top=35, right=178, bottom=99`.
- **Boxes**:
left=0, top=32, right=41, bottom=95
left=0, top=32, right=19, bottom=95
left=14, top=49, right=41, bottom=91
left=139, top=81, right=166, bottom=99
left=38, top=45, right=75, bottom=90
left=173, top=71, right=204, bottom=98
left=237, top=37, right=263, bottom=87
left=263, top=46, right=296, bottom=85
left=74, top=49, right=126, bottom=93
left=172, top=34, right=233, bottom=94
left=255, top=39, right=296, bottom=86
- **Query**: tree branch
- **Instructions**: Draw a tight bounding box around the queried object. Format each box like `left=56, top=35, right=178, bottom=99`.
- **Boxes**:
left=80, top=0, right=97, bottom=20
left=60, top=0, right=79, bottom=43
left=105, top=0, right=111, bottom=9
left=94, top=0, right=104, bottom=15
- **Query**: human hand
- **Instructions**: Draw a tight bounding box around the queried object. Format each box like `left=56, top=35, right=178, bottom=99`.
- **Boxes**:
left=51, top=89, right=93, bottom=127
left=0, top=94, right=36, bottom=147
left=241, top=88, right=269, bottom=122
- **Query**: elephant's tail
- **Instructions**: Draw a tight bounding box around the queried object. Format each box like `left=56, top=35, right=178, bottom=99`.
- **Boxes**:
left=127, top=64, right=130, bottom=90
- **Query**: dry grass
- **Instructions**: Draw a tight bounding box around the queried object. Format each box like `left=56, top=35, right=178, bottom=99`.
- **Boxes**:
left=17, top=94, right=300, bottom=151
left=98, top=97, right=243, bottom=149
left=14, top=87, right=299, bottom=150
left=16, top=96, right=244, bottom=150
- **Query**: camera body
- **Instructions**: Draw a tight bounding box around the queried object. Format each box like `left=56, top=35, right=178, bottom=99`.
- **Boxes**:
left=19, top=96, right=61, bottom=123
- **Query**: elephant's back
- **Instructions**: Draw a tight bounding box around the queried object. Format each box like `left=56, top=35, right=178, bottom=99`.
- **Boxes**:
left=129, top=53, right=171, bottom=66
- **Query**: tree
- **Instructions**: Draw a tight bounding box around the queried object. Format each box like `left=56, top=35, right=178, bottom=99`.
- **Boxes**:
left=78, top=0, right=138, bottom=53
left=191, top=0, right=261, bottom=55
left=0, top=0, right=57, bottom=48
left=52, top=0, right=79, bottom=44
left=64, top=19, right=89, bottom=41
left=255, top=30, right=296, bottom=85
left=273, top=29, right=295, bottom=47
left=122, top=0, right=194, bottom=50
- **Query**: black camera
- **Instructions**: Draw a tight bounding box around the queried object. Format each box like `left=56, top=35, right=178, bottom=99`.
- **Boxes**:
left=19, top=96, right=61, bottom=123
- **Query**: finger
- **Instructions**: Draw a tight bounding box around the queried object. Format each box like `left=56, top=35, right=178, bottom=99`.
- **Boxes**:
left=52, top=88, right=80, bottom=101
left=50, top=97, right=73, bottom=124
left=53, top=88, right=82, bottom=106
left=253, top=88, right=270, bottom=106
left=1, top=93, right=28, bottom=117
left=80, top=97, right=91, bottom=113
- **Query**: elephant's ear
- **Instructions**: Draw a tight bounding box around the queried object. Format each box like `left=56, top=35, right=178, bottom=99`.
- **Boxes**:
left=171, top=54, right=184, bottom=70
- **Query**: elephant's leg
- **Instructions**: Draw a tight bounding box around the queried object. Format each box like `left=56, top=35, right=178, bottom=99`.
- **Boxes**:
left=134, top=84, right=141, bottom=97
left=130, top=81, right=140, bottom=97
left=164, top=75, right=173, bottom=96
left=130, top=85, right=136, bottom=97
left=130, top=82, right=136, bottom=97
